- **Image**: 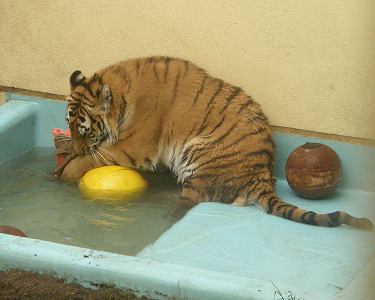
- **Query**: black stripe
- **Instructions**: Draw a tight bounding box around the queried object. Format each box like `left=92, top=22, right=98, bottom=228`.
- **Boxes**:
left=282, top=205, right=297, bottom=218
left=171, top=72, right=181, bottom=103
left=87, top=73, right=98, bottom=85
left=286, top=207, right=297, bottom=220
left=118, top=97, right=127, bottom=127
left=220, top=87, right=241, bottom=114
left=71, top=95, right=81, bottom=102
left=198, top=159, right=244, bottom=173
left=246, top=149, right=272, bottom=158
left=184, top=141, right=216, bottom=167
left=251, top=113, right=268, bottom=124
left=193, top=75, right=208, bottom=104
left=74, top=92, right=84, bottom=97
left=190, top=173, right=219, bottom=180
left=84, top=74, right=99, bottom=98
left=180, top=145, right=201, bottom=168
left=208, top=123, right=237, bottom=147
left=179, top=196, right=193, bottom=202
left=79, top=105, right=89, bottom=117
left=206, top=115, right=226, bottom=136
left=98, top=75, right=103, bottom=85
left=179, top=128, right=199, bottom=164
left=251, top=126, right=267, bottom=135
left=196, top=83, right=228, bottom=135
left=82, top=96, right=95, bottom=107
left=182, top=184, right=199, bottom=192
left=126, top=79, right=132, bottom=94
left=182, top=181, right=196, bottom=189
left=237, top=97, right=253, bottom=115
left=82, top=82, right=95, bottom=98
left=267, top=197, right=279, bottom=214
left=263, top=135, right=274, bottom=145
left=328, top=211, right=340, bottom=226
left=146, top=57, right=154, bottom=64
left=123, top=131, right=135, bottom=140
left=257, top=190, right=272, bottom=198
left=207, top=80, right=224, bottom=109
left=249, top=163, right=268, bottom=171
left=195, top=106, right=214, bottom=135
left=301, top=211, right=318, bottom=225
left=123, top=151, right=136, bottom=167
left=183, top=60, right=189, bottom=78
left=136, top=61, right=140, bottom=77
left=275, top=203, right=290, bottom=213
left=153, top=63, right=160, bottom=84
left=221, top=175, right=271, bottom=187
left=168, top=143, right=178, bottom=168
left=244, top=181, right=262, bottom=197
left=87, top=113, right=97, bottom=125
left=180, top=124, right=197, bottom=149
left=113, top=66, right=126, bottom=78
left=144, top=157, right=156, bottom=172
left=97, top=120, right=104, bottom=131
left=194, top=150, right=241, bottom=171
left=169, top=144, right=178, bottom=169
left=96, top=84, right=102, bottom=97
left=164, top=57, right=171, bottom=83
left=220, top=134, right=249, bottom=151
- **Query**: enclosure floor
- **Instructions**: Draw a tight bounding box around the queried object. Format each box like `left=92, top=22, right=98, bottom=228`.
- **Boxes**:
left=138, top=180, right=375, bottom=299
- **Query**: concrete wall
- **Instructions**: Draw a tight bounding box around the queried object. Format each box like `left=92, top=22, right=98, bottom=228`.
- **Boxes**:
left=1, top=0, right=374, bottom=140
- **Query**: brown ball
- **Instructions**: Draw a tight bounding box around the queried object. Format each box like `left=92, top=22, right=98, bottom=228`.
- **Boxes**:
left=285, top=142, right=342, bottom=199
left=0, top=225, right=27, bottom=237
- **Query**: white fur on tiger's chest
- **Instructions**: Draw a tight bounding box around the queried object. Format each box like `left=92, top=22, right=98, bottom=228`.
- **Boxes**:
left=160, top=144, right=195, bottom=184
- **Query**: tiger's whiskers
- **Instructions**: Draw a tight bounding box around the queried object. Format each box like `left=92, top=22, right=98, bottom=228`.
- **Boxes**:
left=96, top=149, right=110, bottom=166
left=89, top=148, right=100, bottom=166
left=100, top=148, right=118, bottom=161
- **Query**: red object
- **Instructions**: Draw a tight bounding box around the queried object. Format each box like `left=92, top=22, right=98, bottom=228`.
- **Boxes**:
left=52, top=128, right=71, bottom=137
left=285, top=142, right=343, bottom=199
left=0, top=225, right=27, bottom=237
left=52, top=128, right=71, bottom=167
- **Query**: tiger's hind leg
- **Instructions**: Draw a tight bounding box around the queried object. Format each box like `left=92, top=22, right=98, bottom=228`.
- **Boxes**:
left=169, top=180, right=206, bottom=219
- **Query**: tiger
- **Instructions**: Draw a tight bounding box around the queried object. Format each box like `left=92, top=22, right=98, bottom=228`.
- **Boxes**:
left=56, top=56, right=373, bottom=230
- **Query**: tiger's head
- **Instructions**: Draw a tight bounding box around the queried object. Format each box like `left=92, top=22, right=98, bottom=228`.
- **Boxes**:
left=66, top=70, right=124, bottom=156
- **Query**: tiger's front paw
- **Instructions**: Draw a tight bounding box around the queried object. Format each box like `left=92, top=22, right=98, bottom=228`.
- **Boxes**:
left=59, top=155, right=95, bottom=182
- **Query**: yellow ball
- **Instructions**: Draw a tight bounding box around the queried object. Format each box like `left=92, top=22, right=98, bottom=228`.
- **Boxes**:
left=79, top=166, right=148, bottom=200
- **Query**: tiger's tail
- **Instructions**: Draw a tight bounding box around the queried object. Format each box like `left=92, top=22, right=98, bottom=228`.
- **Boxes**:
left=256, top=192, right=373, bottom=230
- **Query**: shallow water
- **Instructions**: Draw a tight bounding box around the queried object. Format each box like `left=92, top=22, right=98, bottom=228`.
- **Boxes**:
left=0, top=147, right=178, bottom=255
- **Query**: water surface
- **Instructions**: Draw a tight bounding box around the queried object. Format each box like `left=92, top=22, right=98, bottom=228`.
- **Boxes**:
left=0, top=147, right=178, bottom=255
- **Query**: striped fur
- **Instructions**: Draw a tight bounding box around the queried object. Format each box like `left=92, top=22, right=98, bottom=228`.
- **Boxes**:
left=60, top=56, right=373, bottom=230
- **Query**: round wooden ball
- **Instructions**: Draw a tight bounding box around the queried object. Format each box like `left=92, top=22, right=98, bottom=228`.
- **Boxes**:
left=285, top=142, right=342, bottom=199
left=0, top=225, right=26, bottom=237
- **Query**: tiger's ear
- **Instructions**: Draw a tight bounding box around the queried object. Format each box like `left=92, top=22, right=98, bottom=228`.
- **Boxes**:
left=99, top=83, right=112, bottom=112
left=70, top=70, right=86, bottom=89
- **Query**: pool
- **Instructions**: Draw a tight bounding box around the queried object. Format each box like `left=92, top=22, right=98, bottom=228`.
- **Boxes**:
left=1, top=93, right=374, bottom=299
left=0, top=147, right=177, bottom=255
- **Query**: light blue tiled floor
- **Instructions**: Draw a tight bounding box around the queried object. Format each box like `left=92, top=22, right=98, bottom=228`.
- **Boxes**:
left=138, top=181, right=375, bottom=298
left=138, top=131, right=375, bottom=300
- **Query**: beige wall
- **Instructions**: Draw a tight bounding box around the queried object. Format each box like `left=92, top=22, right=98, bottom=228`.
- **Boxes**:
left=1, top=0, right=374, bottom=140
